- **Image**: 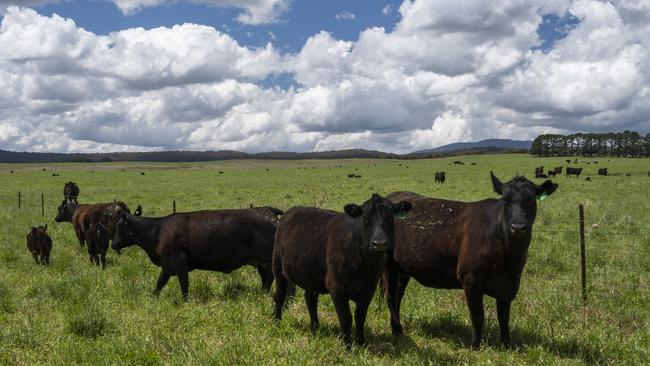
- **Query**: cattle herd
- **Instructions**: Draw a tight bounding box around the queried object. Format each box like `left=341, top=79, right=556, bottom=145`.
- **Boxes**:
left=21, top=171, right=563, bottom=349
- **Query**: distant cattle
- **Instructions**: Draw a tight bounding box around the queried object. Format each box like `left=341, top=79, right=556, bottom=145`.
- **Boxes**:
left=535, top=172, right=548, bottom=179
left=273, top=194, right=412, bottom=346
left=219, top=171, right=224, bottom=174
left=585, top=177, right=591, bottom=181
left=566, top=167, right=583, bottom=178
left=63, top=182, right=80, bottom=204
left=547, top=171, right=556, bottom=177
left=383, top=173, right=558, bottom=348
left=10, top=170, right=13, bottom=173
left=470, top=162, right=476, bottom=166
left=534, top=166, right=544, bottom=175
left=354, top=175, right=362, bottom=178
left=647, top=171, right=650, bottom=177
left=42, top=168, right=46, bottom=171
left=52, top=173, right=59, bottom=177
left=566, top=159, right=571, bottom=164
left=554, top=167, right=563, bottom=174
left=140, top=172, right=146, bottom=175
left=625, top=173, right=632, bottom=177
left=26, top=225, right=52, bottom=265
left=598, top=168, right=608, bottom=176
left=112, top=207, right=283, bottom=300
left=453, top=161, right=465, bottom=165
left=348, top=174, right=355, bottom=178
left=434, top=171, right=446, bottom=184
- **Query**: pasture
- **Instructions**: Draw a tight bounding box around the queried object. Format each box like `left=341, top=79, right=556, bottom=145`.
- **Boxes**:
left=0, top=154, right=648, bottom=365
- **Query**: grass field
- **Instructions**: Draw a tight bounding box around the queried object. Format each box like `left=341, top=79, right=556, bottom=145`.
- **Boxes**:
left=0, top=154, right=648, bottom=365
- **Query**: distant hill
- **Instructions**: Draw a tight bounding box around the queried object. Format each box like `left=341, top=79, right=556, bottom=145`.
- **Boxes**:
left=0, top=148, right=397, bottom=164
left=413, top=139, right=532, bottom=154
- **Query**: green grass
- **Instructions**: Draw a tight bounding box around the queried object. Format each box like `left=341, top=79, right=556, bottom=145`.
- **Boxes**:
left=0, top=154, right=648, bottom=365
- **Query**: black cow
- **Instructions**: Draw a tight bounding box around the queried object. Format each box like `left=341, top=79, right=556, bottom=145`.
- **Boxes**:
left=26, top=225, right=52, bottom=265
left=566, top=159, right=571, bottom=164
left=547, top=171, right=556, bottom=177
left=453, top=161, right=465, bottom=165
left=112, top=207, right=283, bottom=300
left=535, top=172, right=548, bottom=179
left=554, top=167, right=562, bottom=174
left=534, top=166, right=544, bottom=175
left=383, top=173, right=558, bottom=349
left=598, top=168, right=608, bottom=176
left=566, top=167, right=583, bottom=178
left=63, top=181, right=80, bottom=204
left=434, top=171, right=446, bottom=184
left=273, top=194, right=412, bottom=346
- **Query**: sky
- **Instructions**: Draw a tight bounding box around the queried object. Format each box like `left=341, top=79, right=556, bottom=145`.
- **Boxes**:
left=0, top=0, right=649, bottom=154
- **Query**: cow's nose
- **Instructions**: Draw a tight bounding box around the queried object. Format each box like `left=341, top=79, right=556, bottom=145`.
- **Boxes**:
left=371, top=240, right=388, bottom=251
left=509, top=223, right=527, bottom=234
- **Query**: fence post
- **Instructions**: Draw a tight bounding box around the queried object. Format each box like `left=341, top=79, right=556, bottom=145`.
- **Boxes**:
left=579, top=204, right=587, bottom=304
left=18, top=191, right=21, bottom=210
left=41, top=193, right=45, bottom=217
left=173, top=200, right=176, bottom=214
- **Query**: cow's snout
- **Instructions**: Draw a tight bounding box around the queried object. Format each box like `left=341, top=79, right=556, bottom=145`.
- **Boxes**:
left=509, top=223, right=527, bottom=236
left=370, top=239, right=389, bottom=252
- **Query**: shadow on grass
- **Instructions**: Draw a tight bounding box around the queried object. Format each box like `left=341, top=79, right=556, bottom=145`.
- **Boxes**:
left=416, top=316, right=605, bottom=364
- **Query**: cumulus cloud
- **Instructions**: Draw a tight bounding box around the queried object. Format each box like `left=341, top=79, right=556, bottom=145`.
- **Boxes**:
left=335, top=10, right=355, bottom=21
left=1, top=1, right=649, bottom=154
left=111, top=0, right=291, bottom=24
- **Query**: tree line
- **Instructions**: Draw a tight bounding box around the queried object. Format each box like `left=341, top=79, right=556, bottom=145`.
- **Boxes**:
left=530, top=131, right=650, bottom=157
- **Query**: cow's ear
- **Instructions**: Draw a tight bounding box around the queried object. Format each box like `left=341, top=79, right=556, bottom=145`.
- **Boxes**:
left=393, top=201, right=412, bottom=217
left=536, top=180, right=558, bottom=198
left=44, top=224, right=47, bottom=231
left=134, top=205, right=142, bottom=216
left=31, top=227, right=37, bottom=234
left=344, top=204, right=363, bottom=218
left=491, top=171, right=503, bottom=195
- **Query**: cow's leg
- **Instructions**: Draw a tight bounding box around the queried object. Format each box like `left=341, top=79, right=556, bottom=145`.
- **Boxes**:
left=497, top=299, right=512, bottom=346
left=31, top=251, right=39, bottom=264
left=304, top=291, right=319, bottom=332
left=153, top=269, right=171, bottom=297
left=464, top=284, right=485, bottom=349
left=171, top=253, right=190, bottom=301
left=354, top=299, right=371, bottom=346
left=272, top=257, right=289, bottom=320
left=256, top=263, right=274, bottom=292
left=331, top=289, right=353, bottom=347
left=100, top=248, right=107, bottom=270
left=383, top=261, right=410, bottom=335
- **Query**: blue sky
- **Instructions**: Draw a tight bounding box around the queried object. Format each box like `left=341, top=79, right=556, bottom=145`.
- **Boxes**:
left=0, top=1, right=648, bottom=153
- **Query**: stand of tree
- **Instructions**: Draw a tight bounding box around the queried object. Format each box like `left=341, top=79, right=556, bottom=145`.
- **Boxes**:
left=531, top=131, right=650, bottom=157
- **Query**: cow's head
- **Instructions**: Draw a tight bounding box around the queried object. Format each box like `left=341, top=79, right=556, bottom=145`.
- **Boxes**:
left=491, top=172, right=558, bottom=239
left=344, top=193, right=412, bottom=253
left=111, top=214, right=137, bottom=252
left=55, top=200, right=76, bottom=222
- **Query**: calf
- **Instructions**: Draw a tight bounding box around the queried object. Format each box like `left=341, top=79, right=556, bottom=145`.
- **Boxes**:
left=434, top=171, right=446, bottom=184
left=383, top=172, right=558, bottom=349
left=547, top=171, right=556, bottom=177
left=566, top=167, right=583, bottom=178
left=111, top=207, right=283, bottom=300
left=26, top=225, right=52, bottom=265
left=534, top=166, right=544, bottom=175
left=535, top=172, right=548, bottom=179
left=598, top=168, right=608, bottom=176
left=273, top=194, right=412, bottom=346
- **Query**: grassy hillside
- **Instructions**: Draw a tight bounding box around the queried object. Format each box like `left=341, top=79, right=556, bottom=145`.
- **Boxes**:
left=0, top=155, right=648, bottom=365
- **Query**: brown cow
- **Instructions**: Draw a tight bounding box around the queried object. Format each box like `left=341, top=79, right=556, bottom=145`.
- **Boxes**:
left=382, top=172, right=558, bottom=349
left=26, top=225, right=52, bottom=265
left=273, top=194, right=412, bottom=347
left=111, top=207, right=283, bottom=300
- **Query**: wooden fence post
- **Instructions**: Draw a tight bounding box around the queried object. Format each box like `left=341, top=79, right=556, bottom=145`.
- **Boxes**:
left=579, top=204, right=587, bottom=304
left=18, top=191, right=21, bottom=210
left=41, top=193, right=45, bottom=217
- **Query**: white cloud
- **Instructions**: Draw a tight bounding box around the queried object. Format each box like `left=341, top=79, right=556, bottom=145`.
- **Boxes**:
left=1, top=1, right=649, bottom=154
left=111, top=0, right=291, bottom=24
left=381, top=4, right=393, bottom=16
left=335, top=10, right=355, bottom=21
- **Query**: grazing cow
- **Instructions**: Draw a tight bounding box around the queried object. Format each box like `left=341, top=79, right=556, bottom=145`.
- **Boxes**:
left=348, top=174, right=355, bottom=178
left=470, top=163, right=477, bottom=166
left=52, top=173, right=59, bottom=177
left=273, top=194, right=412, bottom=346
left=140, top=172, right=146, bottom=175
left=63, top=181, right=80, bottom=204
left=26, top=225, right=52, bottom=265
left=566, top=159, right=571, bottom=164
left=598, top=168, right=608, bottom=176
left=585, top=177, right=591, bottom=181
left=554, top=167, right=562, bottom=174
left=111, top=207, right=283, bottom=300
left=434, top=171, right=446, bottom=184
left=535, top=172, right=548, bottom=179
left=453, top=161, right=465, bottom=165
left=566, top=167, right=583, bottom=178
left=382, top=172, right=558, bottom=349
left=534, top=166, right=544, bottom=175
left=547, top=171, right=556, bottom=177
left=219, top=171, right=224, bottom=174
left=55, top=200, right=133, bottom=254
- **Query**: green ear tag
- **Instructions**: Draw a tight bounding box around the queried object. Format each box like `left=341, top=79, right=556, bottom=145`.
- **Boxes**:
left=537, top=192, right=548, bottom=201
left=397, top=210, right=407, bottom=219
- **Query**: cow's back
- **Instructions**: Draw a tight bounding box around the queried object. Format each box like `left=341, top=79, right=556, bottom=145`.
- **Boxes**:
left=275, top=207, right=338, bottom=293
left=386, top=191, right=471, bottom=288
